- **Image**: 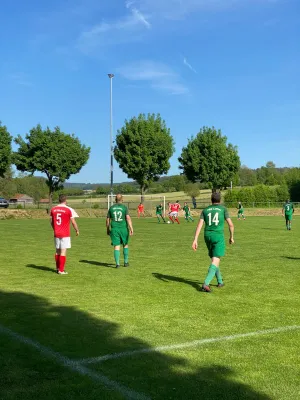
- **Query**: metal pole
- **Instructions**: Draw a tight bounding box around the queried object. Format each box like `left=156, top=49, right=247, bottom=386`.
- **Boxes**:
left=108, top=73, right=114, bottom=206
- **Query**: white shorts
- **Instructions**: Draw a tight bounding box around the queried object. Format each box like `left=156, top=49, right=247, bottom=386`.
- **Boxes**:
left=169, top=211, right=178, bottom=218
left=55, top=237, right=71, bottom=249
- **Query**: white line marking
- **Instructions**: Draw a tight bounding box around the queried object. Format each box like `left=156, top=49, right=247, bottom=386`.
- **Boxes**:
left=0, top=324, right=150, bottom=400
left=77, top=325, right=300, bottom=365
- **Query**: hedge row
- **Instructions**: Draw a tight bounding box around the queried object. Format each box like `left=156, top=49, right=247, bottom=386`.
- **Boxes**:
left=224, top=184, right=290, bottom=206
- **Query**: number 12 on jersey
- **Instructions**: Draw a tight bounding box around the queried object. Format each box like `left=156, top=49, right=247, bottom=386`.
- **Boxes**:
left=113, top=211, right=123, bottom=221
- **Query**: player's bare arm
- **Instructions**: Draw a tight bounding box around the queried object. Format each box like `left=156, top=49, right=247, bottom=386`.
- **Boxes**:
left=71, top=218, right=79, bottom=236
left=192, top=219, right=204, bottom=251
left=126, top=215, right=134, bottom=235
left=106, top=217, right=111, bottom=235
left=226, top=218, right=234, bottom=244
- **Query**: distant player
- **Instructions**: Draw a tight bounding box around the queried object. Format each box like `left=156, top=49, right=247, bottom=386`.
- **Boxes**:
left=183, top=202, right=194, bottom=222
left=282, top=199, right=294, bottom=230
left=50, top=194, right=79, bottom=275
left=237, top=202, right=245, bottom=220
left=192, top=192, right=234, bottom=293
left=137, top=203, right=145, bottom=218
left=156, top=203, right=166, bottom=223
left=107, top=194, right=134, bottom=268
left=168, top=200, right=181, bottom=224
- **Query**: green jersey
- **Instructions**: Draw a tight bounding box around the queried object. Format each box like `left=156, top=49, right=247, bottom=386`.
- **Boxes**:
left=200, top=204, right=229, bottom=235
left=238, top=203, right=243, bottom=210
left=183, top=205, right=190, bottom=214
left=156, top=205, right=163, bottom=214
left=107, top=204, right=129, bottom=229
left=283, top=202, right=294, bottom=215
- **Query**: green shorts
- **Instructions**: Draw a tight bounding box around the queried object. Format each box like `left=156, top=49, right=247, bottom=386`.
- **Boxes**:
left=238, top=209, right=244, bottom=214
left=285, top=214, right=293, bottom=222
left=156, top=212, right=163, bottom=216
left=110, top=228, right=129, bottom=246
left=204, top=234, right=225, bottom=258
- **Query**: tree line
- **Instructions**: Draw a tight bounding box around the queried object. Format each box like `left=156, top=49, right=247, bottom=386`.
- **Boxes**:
left=2, top=113, right=300, bottom=205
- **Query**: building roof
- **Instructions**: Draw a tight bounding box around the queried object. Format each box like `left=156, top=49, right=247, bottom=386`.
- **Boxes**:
left=10, top=194, right=34, bottom=200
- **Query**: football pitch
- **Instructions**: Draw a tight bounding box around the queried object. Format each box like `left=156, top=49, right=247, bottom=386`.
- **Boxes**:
left=1, top=217, right=299, bottom=400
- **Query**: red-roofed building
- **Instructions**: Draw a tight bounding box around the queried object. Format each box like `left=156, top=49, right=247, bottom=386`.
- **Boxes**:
left=10, top=194, right=34, bottom=204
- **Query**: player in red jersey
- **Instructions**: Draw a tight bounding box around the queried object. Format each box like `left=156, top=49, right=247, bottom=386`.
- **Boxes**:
left=137, top=203, right=145, bottom=218
left=50, top=194, right=79, bottom=275
left=168, top=200, right=181, bottom=224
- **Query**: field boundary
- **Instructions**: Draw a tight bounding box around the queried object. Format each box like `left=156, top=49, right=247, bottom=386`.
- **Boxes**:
left=76, top=325, right=300, bottom=365
left=0, top=323, right=149, bottom=400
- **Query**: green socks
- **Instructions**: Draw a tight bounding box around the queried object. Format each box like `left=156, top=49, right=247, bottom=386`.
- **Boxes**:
left=114, top=250, right=120, bottom=265
left=123, top=247, right=129, bottom=264
left=215, top=267, right=223, bottom=284
left=204, top=264, right=217, bottom=286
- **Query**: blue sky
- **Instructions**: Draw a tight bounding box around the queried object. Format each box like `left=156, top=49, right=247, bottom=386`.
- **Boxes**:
left=1, top=0, right=299, bottom=183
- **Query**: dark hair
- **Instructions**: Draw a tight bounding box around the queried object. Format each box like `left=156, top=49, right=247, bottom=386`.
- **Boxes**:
left=59, top=194, right=67, bottom=203
left=211, top=192, right=221, bottom=204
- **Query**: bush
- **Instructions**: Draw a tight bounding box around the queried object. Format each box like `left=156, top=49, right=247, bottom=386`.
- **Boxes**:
left=224, top=184, right=287, bottom=207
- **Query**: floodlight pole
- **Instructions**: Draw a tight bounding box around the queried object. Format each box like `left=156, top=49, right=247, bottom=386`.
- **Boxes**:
left=108, top=73, right=114, bottom=206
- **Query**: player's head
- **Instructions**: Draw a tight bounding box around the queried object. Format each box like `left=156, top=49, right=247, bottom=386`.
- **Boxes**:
left=176, top=200, right=179, bottom=203
left=115, top=194, right=123, bottom=203
left=211, top=192, right=221, bottom=204
left=286, top=199, right=289, bottom=203
left=59, top=194, right=67, bottom=204
left=184, top=202, right=187, bottom=205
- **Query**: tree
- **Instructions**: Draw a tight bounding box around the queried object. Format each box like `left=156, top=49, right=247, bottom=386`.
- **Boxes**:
left=114, top=113, right=175, bottom=196
left=184, top=183, right=200, bottom=198
left=239, top=165, right=257, bottom=187
left=179, top=126, right=240, bottom=191
left=0, top=122, right=12, bottom=178
left=14, top=125, right=90, bottom=205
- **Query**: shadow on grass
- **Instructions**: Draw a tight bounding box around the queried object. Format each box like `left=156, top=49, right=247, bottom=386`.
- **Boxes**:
left=26, top=264, right=57, bottom=273
left=281, top=256, right=300, bottom=260
left=152, top=272, right=204, bottom=291
left=0, top=290, right=272, bottom=400
left=79, top=260, right=115, bottom=268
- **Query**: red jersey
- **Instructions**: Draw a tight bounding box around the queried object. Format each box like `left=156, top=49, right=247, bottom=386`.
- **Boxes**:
left=50, top=205, right=78, bottom=238
left=170, top=203, right=180, bottom=212
left=138, top=204, right=144, bottom=211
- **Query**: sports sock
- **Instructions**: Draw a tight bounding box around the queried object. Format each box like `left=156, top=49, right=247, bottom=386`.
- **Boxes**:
left=59, top=256, right=66, bottom=272
left=189, top=216, right=194, bottom=222
left=114, top=250, right=120, bottom=265
left=157, top=216, right=160, bottom=223
left=175, top=218, right=180, bottom=224
left=123, top=247, right=129, bottom=264
left=162, top=216, right=166, bottom=223
left=204, top=264, right=217, bottom=286
left=215, top=267, right=223, bottom=284
left=55, top=254, right=60, bottom=270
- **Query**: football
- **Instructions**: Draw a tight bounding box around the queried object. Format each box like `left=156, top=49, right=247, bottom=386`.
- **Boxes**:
left=167, top=221, right=171, bottom=224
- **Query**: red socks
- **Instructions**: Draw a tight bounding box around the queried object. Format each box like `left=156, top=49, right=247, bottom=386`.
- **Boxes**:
left=175, top=218, right=180, bottom=224
left=55, top=254, right=60, bottom=271
left=59, top=256, right=66, bottom=272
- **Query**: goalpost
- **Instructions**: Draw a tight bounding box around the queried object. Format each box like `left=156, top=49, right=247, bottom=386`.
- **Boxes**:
left=107, top=194, right=166, bottom=217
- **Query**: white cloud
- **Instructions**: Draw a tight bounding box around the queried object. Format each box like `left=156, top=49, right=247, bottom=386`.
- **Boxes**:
left=77, top=4, right=151, bottom=53
left=117, top=60, right=189, bottom=95
left=129, top=0, right=280, bottom=19
left=183, top=57, right=197, bottom=73
left=9, top=73, right=33, bottom=87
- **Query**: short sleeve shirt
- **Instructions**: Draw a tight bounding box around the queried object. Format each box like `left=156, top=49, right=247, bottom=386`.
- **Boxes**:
left=200, top=204, right=229, bottom=235
left=284, top=202, right=293, bottom=215
left=156, top=205, right=163, bottom=213
left=107, top=204, right=129, bottom=229
left=50, top=205, right=79, bottom=238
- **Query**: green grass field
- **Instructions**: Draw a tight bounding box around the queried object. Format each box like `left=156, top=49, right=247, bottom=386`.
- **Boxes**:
left=1, top=216, right=299, bottom=399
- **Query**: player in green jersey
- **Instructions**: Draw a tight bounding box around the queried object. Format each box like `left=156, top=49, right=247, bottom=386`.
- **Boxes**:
left=106, top=194, right=134, bottom=268
left=183, top=202, right=194, bottom=222
left=156, top=203, right=166, bottom=223
left=192, top=192, right=234, bottom=293
left=282, top=199, right=294, bottom=230
left=237, top=201, right=245, bottom=220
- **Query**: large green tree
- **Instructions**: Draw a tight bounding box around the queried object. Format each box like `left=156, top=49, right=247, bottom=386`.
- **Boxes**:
left=14, top=125, right=90, bottom=204
left=114, top=113, right=175, bottom=195
left=178, top=126, right=240, bottom=191
left=0, top=122, right=12, bottom=178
